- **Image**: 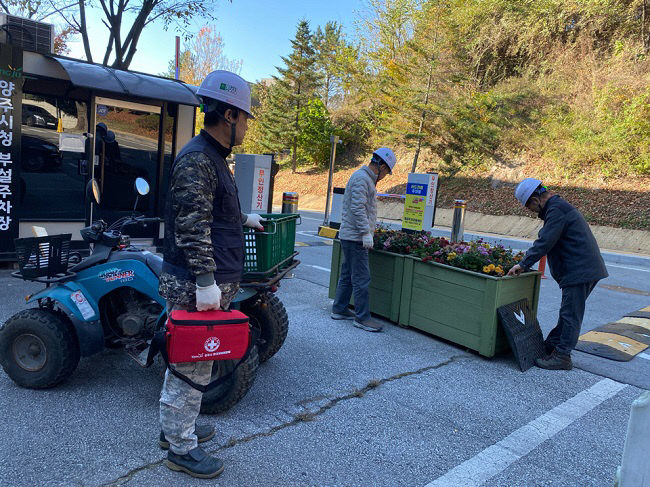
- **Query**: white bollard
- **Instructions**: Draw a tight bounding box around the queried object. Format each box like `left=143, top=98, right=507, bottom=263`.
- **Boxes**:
left=616, top=391, right=650, bottom=486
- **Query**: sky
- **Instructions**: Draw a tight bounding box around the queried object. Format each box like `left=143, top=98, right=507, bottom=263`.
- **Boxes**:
left=66, top=0, right=368, bottom=84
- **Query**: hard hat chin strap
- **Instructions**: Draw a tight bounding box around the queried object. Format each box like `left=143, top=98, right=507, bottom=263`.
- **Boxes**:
left=216, top=111, right=236, bottom=150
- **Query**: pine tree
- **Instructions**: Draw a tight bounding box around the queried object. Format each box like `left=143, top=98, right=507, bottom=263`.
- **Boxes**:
left=314, top=21, right=344, bottom=108
left=263, top=19, right=321, bottom=173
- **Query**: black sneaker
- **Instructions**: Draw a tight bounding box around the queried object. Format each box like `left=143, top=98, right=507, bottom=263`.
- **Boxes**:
left=353, top=318, right=383, bottom=332
left=331, top=308, right=355, bottom=320
left=159, top=424, right=215, bottom=450
left=166, top=446, right=224, bottom=479
left=535, top=351, right=572, bottom=370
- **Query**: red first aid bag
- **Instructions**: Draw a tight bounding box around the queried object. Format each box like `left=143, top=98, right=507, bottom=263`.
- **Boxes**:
left=166, top=309, right=250, bottom=363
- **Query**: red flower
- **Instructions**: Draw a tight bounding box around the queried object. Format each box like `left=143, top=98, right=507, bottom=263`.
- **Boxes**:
left=422, top=255, right=433, bottom=263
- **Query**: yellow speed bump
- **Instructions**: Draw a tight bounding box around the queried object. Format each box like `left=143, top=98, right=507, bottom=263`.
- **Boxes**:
left=579, top=331, right=648, bottom=355
left=616, top=317, right=650, bottom=331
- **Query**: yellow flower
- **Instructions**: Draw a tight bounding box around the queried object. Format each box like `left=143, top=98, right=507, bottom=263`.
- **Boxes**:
left=488, top=264, right=495, bottom=272
left=483, top=243, right=490, bottom=249
left=483, top=265, right=491, bottom=273
left=447, top=252, right=457, bottom=261
left=495, top=266, right=504, bottom=275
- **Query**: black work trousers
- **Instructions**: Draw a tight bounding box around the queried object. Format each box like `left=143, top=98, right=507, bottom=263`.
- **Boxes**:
left=546, top=281, right=599, bottom=356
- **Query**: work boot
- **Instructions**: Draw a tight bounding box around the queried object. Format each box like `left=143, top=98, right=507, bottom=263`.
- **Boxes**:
left=535, top=350, right=572, bottom=370
left=353, top=318, right=383, bottom=332
left=166, top=446, right=224, bottom=479
left=543, top=340, right=556, bottom=357
left=159, top=424, right=215, bottom=450
left=331, top=307, right=355, bottom=320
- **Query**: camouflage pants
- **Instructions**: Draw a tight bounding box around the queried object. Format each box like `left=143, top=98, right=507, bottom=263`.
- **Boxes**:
left=159, top=282, right=240, bottom=455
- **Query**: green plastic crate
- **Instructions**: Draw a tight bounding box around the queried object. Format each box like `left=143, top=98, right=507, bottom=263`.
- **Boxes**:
left=244, top=213, right=299, bottom=275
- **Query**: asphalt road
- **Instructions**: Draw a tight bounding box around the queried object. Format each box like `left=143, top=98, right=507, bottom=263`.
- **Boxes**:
left=0, top=210, right=648, bottom=486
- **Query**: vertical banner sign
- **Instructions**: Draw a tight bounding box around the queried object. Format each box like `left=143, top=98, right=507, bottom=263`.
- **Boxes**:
left=252, top=166, right=269, bottom=212
left=0, top=44, right=22, bottom=254
left=402, top=182, right=427, bottom=231
left=402, top=172, right=439, bottom=232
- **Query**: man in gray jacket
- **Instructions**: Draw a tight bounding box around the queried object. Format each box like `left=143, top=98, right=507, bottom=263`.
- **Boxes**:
left=508, top=178, right=608, bottom=370
left=331, top=148, right=397, bottom=332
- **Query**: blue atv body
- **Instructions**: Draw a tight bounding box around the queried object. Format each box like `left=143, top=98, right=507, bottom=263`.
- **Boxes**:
left=0, top=215, right=297, bottom=414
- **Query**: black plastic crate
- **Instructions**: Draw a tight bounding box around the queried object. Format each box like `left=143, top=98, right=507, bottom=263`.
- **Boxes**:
left=14, top=234, right=72, bottom=278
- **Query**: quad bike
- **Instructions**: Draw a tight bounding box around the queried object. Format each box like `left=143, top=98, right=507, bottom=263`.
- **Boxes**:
left=0, top=178, right=299, bottom=413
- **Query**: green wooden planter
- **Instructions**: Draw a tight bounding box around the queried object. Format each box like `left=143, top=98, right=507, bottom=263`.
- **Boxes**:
left=398, top=256, right=542, bottom=357
left=328, top=239, right=405, bottom=322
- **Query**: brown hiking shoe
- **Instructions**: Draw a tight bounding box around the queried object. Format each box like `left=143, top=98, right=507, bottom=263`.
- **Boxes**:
left=535, top=351, right=572, bottom=370
left=353, top=318, right=383, bottom=332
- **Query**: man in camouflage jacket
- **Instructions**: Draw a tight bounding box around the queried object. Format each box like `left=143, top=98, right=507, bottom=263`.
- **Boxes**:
left=158, top=70, right=262, bottom=479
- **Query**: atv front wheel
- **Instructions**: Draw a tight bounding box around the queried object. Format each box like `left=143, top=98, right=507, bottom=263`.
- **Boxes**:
left=242, top=293, right=289, bottom=363
left=200, top=344, right=259, bottom=414
left=0, top=309, right=80, bottom=388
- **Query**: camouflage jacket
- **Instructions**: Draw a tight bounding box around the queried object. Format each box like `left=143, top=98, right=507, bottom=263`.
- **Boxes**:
left=159, top=135, right=246, bottom=306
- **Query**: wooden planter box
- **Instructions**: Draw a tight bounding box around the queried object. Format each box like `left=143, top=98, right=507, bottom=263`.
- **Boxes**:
left=398, top=256, right=542, bottom=357
left=328, top=239, right=405, bottom=322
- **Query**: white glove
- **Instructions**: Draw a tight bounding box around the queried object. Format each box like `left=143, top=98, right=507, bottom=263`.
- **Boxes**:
left=196, top=283, right=222, bottom=311
left=362, top=233, right=374, bottom=249
left=244, top=213, right=265, bottom=231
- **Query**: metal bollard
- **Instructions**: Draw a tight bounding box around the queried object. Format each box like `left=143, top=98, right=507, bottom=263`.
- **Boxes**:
left=451, top=199, right=466, bottom=243
left=616, top=391, right=650, bottom=487
left=282, top=192, right=298, bottom=214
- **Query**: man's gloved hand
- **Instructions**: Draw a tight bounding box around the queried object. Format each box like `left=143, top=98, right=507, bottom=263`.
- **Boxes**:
left=244, top=213, right=265, bottom=231
left=362, top=233, right=374, bottom=250
left=196, top=282, right=222, bottom=311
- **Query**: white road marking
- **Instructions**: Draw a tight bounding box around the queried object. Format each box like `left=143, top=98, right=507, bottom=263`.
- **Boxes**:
left=606, top=263, right=650, bottom=273
left=299, top=216, right=323, bottom=221
left=308, top=265, right=331, bottom=273
left=424, top=378, right=627, bottom=487
left=639, top=353, right=650, bottom=361
left=297, top=230, right=332, bottom=241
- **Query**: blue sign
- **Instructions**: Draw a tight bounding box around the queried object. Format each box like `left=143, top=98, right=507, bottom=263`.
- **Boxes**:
left=406, top=183, right=428, bottom=196
left=97, top=105, right=109, bottom=117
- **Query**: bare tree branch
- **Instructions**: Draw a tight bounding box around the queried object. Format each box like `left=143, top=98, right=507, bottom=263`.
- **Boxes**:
left=78, top=0, right=93, bottom=63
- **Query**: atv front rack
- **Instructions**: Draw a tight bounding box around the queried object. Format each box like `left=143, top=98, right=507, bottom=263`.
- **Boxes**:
left=11, top=270, right=77, bottom=284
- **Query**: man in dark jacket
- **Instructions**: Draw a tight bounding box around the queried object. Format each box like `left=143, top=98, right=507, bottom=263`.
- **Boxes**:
left=508, top=178, right=608, bottom=370
left=158, top=70, right=263, bottom=478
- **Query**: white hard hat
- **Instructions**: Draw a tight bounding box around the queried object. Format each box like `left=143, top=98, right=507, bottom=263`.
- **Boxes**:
left=196, top=70, right=253, bottom=117
left=515, top=178, right=543, bottom=206
left=373, top=147, right=397, bottom=173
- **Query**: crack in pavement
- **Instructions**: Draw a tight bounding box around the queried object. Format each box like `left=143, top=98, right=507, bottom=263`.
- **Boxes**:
left=101, top=354, right=470, bottom=486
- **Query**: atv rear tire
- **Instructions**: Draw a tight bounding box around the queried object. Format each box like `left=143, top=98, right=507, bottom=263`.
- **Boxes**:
left=242, top=293, right=289, bottom=363
left=0, top=309, right=80, bottom=389
left=200, top=344, right=259, bottom=414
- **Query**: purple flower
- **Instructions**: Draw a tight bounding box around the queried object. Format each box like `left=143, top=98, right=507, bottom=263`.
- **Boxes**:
left=478, top=246, right=489, bottom=256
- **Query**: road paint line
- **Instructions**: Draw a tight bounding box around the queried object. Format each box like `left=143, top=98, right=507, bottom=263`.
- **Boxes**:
left=606, top=263, right=650, bottom=273
left=424, top=378, right=627, bottom=487
left=308, top=265, right=331, bottom=273
left=639, top=353, right=650, bottom=361
left=297, top=230, right=333, bottom=242
left=299, top=216, right=323, bottom=221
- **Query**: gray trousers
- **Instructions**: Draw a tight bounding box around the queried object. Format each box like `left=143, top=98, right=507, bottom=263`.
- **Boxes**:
left=159, top=282, right=239, bottom=455
left=333, top=239, right=371, bottom=321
